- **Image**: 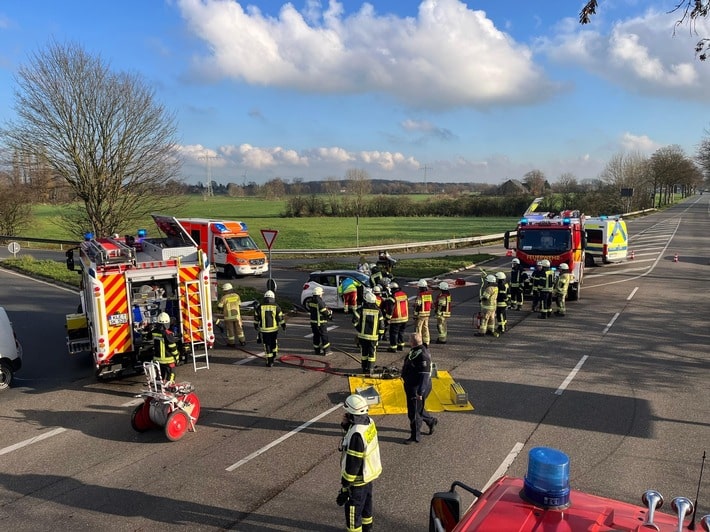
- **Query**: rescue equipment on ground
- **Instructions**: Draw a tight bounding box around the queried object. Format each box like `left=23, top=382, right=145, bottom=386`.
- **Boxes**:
left=131, top=362, right=201, bottom=442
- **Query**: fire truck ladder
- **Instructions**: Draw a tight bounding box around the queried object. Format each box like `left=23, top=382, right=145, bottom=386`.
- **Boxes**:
left=183, top=279, right=210, bottom=372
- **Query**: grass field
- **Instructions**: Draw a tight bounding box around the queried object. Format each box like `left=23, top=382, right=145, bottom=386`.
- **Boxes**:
left=25, top=195, right=518, bottom=249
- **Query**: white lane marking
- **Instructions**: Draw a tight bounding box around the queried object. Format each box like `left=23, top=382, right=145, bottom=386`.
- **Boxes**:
left=482, top=442, right=525, bottom=492
left=555, top=355, right=589, bottom=395
left=602, top=313, right=620, bottom=335
left=627, top=287, right=639, bottom=301
left=304, top=324, right=339, bottom=338
left=122, top=398, right=144, bottom=407
left=0, top=267, right=76, bottom=293
left=0, top=427, right=67, bottom=456
left=233, top=354, right=261, bottom=365
left=226, top=403, right=343, bottom=471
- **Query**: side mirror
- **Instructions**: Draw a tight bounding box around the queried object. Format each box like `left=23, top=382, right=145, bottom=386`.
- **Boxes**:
left=429, top=491, right=462, bottom=532
left=65, top=249, right=75, bottom=271
left=503, top=231, right=510, bottom=249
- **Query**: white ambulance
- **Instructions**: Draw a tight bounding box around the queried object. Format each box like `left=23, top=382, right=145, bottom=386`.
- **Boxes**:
left=584, top=216, right=629, bottom=265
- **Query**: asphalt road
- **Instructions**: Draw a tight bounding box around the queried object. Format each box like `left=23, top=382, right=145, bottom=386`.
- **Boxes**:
left=0, top=198, right=708, bottom=531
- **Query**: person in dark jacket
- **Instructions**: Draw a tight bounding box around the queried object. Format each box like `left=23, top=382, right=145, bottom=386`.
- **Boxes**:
left=253, top=290, right=285, bottom=367
left=307, top=286, right=333, bottom=356
left=401, top=332, right=438, bottom=444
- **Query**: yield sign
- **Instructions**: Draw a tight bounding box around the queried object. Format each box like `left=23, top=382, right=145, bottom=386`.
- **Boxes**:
left=260, top=229, right=279, bottom=250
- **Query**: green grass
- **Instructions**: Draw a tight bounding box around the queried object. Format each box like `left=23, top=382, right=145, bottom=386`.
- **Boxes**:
left=3, top=255, right=83, bottom=286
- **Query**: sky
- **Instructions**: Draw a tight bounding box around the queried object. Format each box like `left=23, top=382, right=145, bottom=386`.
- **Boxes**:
left=1, top=0, right=710, bottom=186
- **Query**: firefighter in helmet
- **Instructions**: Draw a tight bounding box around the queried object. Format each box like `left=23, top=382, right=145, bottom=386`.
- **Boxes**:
left=337, top=393, right=382, bottom=532
left=476, top=274, right=499, bottom=337
left=495, top=271, right=509, bottom=334
left=218, top=282, right=245, bottom=347
left=152, top=312, right=180, bottom=382
left=536, top=259, right=555, bottom=319
left=509, top=258, right=524, bottom=310
left=435, top=282, right=452, bottom=344
left=352, top=290, right=385, bottom=375
left=307, top=286, right=333, bottom=356
left=554, top=263, right=572, bottom=316
left=413, top=279, right=433, bottom=346
left=384, top=281, right=409, bottom=352
left=254, top=290, right=285, bottom=367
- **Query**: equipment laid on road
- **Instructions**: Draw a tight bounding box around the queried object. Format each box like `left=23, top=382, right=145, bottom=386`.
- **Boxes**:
left=584, top=215, right=629, bottom=266
left=177, top=218, right=268, bottom=278
left=429, top=446, right=707, bottom=531
left=504, top=197, right=586, bottom=301
left=131, top=362, right=201, bottom=441
left=65, top=215, right=214, bottom=379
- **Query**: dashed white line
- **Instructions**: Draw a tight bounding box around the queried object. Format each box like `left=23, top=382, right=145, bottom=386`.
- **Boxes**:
left=555, top=355, right=589, bottom=395
left=0, top=427, right=67, bottom=456
left=483, top=442, right=525, bottom=492
left=602, top=313, right=620, bottom=335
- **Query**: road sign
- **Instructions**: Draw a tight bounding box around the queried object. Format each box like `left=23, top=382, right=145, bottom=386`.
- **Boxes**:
left=260, top=229, right=279, bottom=250
left=7, top=241, right=20, bottom=256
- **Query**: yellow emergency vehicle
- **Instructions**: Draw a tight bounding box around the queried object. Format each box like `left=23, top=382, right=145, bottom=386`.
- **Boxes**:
left=584, top=216, right=628, bottom=265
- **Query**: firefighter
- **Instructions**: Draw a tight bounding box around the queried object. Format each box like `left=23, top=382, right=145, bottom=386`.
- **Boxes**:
left=475, top=275, right=499, bottom=337
left=495, top=271, right=510, bottom=334
left=413, top=279, right=433, bottom=347
left=217, top=282, right=245, bottom=347
left=553, top=263, right=572, bottom=316
left=338, top=276, right=361, bottom=314
left=152, top=312, right=180, bottom=382
left=384, top=282, right=409, bottom=352
left=435, top=282, right=452, bottom=344
left=401, top=332, right=437, bottom=444
left=536, top=259, right=555, bottom=319
left=372, top=285, right=387, bottom=340
left=307, top=286, right=333, bottom=356
left=337, top=394, right=382, bottom=532
left=352, top=290, right=385, bottom=375
left=530, top=261, right=544, bottom=312
left=509, top=258, right=524, bottom=310
left=254, top=290, right=285, bottom=367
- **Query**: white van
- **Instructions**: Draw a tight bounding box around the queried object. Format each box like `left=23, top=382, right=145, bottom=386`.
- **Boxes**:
left=584, top=216, right=629, bottom=265
left=0, top=307, right=23, bottom=390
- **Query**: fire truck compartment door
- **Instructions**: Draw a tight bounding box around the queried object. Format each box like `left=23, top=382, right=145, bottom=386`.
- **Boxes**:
left=151, top=214, right=197, bottom=246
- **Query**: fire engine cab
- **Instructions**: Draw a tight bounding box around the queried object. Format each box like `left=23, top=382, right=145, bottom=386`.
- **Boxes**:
left=65, top=215, right=214, bottom=379
left=504, top=198, right=586, bottom=301
left=430, top=446, right=709, bottom=532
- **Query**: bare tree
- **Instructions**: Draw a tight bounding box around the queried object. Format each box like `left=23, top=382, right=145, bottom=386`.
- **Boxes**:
left=522, top=170, right=548, bottom=196
left=0, top=172, right=32, bottom=237
left=345, top=168, right=371, bottom=216
left=0, top=40, right=183, bottom=237
left=696, top=128, right=710, bottom=189
left=580, top=1, right=710, bottom=60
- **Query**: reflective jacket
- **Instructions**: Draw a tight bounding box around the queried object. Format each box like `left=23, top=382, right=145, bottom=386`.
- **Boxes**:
left=414, top=290, right=433, bottom=317
left=480, top=285, right=498, bottom=311
left=152, top=325, right=179, bottom=365
left=254, top=299, right=285, bottom=333
left=353, top=302, right=385, bottom=341
left=435, top=291, right=451, bottom=318
left=386, top=290, right=409, bottom=324
left=554, top=272, right=572, bottom=296
left=218, top=292, right=242, bottom=321
left=341, top=416, right=382, bottom=487
left=510, top=267, right=523, bottom=287
left=307, top=295, right=332, bottom=326
left=496, top=281, right=509, bottom=308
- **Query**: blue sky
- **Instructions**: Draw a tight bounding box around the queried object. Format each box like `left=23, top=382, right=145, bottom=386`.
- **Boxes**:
left=1, top=0, right=709, bottom=185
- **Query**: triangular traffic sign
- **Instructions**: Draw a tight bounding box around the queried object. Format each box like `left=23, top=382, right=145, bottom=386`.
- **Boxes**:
left=261, top=229, right=279, bottom=250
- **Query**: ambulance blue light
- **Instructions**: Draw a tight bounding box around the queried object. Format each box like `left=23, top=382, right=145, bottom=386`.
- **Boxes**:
left=523, top=447, right=571, bottom=509
left=214, top=223, right=229, bottom=233
left=239, top=221, right=248, bottom=231
left=137, top=229, right=147, bottom=238
left=563, top=218, right=571, bottom=225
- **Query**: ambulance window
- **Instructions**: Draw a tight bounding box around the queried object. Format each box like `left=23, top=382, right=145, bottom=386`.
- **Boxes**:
left=587, top=230, right=602, bottom=244
left=215, top=238, right=228, bottom=253
left=190, top=229, right=201, bottom=244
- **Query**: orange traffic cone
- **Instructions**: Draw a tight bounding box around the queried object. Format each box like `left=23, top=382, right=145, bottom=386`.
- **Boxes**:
left=673, top=253, right=679, bottom=262
left=629, top=250, right=635, bottom=260
left=506, top=249, right=513, bottom=257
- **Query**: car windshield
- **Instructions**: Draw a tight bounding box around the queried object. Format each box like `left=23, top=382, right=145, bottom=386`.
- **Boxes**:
left=225, top=236, right=260, bottom=251
left=518, top=229, right=571, bottom=253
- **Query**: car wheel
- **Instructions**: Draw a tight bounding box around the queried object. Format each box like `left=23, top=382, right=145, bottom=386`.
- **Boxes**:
left=227, top=266, right=238, bottom=279
left=0, top=361, right=13, bottom=390
left=302, top=296, right=313, bottom=310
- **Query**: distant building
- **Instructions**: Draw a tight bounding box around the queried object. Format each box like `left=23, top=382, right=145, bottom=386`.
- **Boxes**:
left=498, top=179, right=528, bottom=196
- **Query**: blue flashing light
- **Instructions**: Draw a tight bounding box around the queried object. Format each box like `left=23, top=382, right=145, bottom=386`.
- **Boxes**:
left=600, top=215, right=607, bottom=220
left=213, top=223, right=229, bottom=233
left=137, top=229, right=147, bottom=238
left=239, top=221, right=248, bottom=231
left=563, top=218, right=571, bottom=225
left=524, top=447, right=571, bottom=509
left=520, top=218, right=528, bottom=225
left=84, top=232, right=94, bottom=241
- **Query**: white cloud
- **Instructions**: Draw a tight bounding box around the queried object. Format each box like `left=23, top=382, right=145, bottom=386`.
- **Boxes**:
left=539, top=8, right=709, bottom=98
left=176, top=0, right=559, bottom=109
left=619, top=132, right=660, bottom=153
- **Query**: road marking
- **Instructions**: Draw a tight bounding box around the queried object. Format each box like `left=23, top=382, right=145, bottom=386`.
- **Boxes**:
left=0, top=268, right=76, bottom=293
left=627, top=287, right=639, bottom=300
left=602, top=313, right=620, bottom=335
left=0, top=427, right=67, bottom=456
left=226, top=403, right=343, bottom=471
left=555, top=355, right=589, bottom=395
left=482, top=442, right=525, bottom=492
left=122, top=398, right=144, bottom=407
left=234, top=354, right=260, bottom=365
left=304, top=324, right=339, bottom=338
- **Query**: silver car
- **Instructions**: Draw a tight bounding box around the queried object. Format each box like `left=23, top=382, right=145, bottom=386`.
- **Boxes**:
left=0, top=306, right=23, bottom=390
left=300, top=270, right=372, bottom=310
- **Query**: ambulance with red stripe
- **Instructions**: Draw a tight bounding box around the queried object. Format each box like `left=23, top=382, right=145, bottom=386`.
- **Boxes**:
left=65, top=215, right=214, bottom=379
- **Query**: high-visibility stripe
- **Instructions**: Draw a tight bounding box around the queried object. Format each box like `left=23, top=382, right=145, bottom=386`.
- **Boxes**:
left=99, top=273, right=131, bottom=356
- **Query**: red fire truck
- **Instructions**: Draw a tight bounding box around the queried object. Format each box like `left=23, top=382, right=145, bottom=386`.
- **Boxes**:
left=504, top=198, right=586, bottom=301
left=65, top=215, right=214, bottom=379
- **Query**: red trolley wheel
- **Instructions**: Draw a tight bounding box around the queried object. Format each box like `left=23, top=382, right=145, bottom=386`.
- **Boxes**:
left=131, top=402, right=153, bottom=432
left=182, top=392, right=201, bottom=424
left=165, top=410, right=189, bottom=441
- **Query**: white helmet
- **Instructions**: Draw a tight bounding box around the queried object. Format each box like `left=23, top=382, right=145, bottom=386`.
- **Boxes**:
left=559, top=263, right=569, bottom=270
left=417, top=279, right=428, bottom=288
left=512, top=258, right=520, bottom=265
left=486, top=274, right=497, bottom=283
left=222, top=282, right=233, bottom=292
left=390, top=282, right=399, bottom=290
left=313, top=286, right=324, bottom=296
left=344, top=394, right=369, bottom=415
left=264, top=290, right=275, bottom=299
left=439, top=282, right=449, bottom=290
left=363, top=291, right=377, bottom=304
left=540, top=259, right=551, bottom=268
left=495, top=272, right=506, bottom=280
left=157, top=312, right=170, bottom=325
left=372, top=285, right=382, bottom=294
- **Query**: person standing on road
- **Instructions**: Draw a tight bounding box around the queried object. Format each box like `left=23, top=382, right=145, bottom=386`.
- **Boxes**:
left=537, top=259, right=555, bottom=319
left=385, top=282, right=409, bottom=352
left=553, top=263, right=572, bottom=316
left=308, top=286, right=333, bottom=356
left=152, top=312, right=180, bottom=382
left=413, top=279, right=433, bottom=346
left=530, top=261, right=544, bottom=312
left=254, top=290, right=285, bottom=367
left=509, top=258, right=524, bottom=310
left=217, top=282, right=246, bottom=347
left=495, top=271, right=509, bottom=334
left=475, top=275, right=499, bottom=337
left=435, top=282, right=452, bottom=344
left=401, top=332, right=437, bottom=444
left=337, top=394, right=382, bottom=532
left=352, top=291, right=385, bottom=375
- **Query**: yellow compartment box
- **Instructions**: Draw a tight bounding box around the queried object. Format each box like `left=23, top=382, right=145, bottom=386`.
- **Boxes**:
left=66, top=313, right=88, bottom=333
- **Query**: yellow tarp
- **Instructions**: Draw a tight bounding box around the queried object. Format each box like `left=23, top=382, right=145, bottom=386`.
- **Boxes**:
left=348, top=370, right=474, bottom=416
